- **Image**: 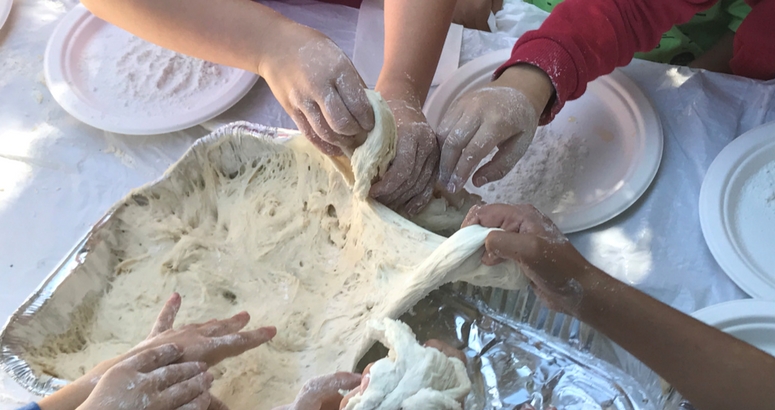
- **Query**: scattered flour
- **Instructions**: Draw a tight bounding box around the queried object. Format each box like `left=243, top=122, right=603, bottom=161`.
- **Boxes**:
left=78, top=26, right=233, bottom=116
left=734, top=160, right=775, bottom=275
left=466, top=126, right=589, bottom=215
left=343, top=319, right=470, bottom=410
left=26, top=91, right=523, bottom=410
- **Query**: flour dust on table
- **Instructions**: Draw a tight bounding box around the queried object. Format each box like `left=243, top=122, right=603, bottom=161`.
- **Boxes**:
left=24, top=91, right=523, bottom=409
left=78, top=26, right=233, bottom=116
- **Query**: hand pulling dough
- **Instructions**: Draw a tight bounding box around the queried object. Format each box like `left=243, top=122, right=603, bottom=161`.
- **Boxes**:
left=343, top=319, right=470, bottom=410
left=27, top=90, right=524, bottom=409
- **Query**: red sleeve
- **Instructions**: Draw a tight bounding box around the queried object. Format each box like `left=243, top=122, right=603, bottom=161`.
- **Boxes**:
left=731, top=0, right=775, bottom=80
left=495, top=0, right=718, bottom=124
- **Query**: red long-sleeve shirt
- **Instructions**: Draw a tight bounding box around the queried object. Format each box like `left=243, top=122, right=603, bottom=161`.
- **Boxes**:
left=496, top=0, right=775, bottom=124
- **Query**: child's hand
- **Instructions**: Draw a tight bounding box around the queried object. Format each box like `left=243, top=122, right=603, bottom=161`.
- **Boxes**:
left=272, top=373, right=362, bottom=410
left=77, top=344, right=212, bottom=410
left=437, top=65, right=553, bottom=193
left=257, top=23, right=374, bottom=156
left=452, top=0, right=504, bottom=31
left=129, top=293, right=276, bottom=368
left=369, top=97, right=439, bottom=216
left=462, top=204, right=598, bottom=316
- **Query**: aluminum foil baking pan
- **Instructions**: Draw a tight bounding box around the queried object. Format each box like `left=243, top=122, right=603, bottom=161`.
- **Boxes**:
left=1, top=122, right=673, bottom=409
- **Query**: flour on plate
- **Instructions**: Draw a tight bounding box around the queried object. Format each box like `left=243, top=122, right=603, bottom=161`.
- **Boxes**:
left=466, top=126, right=589, bottom=215
left=26, top=91, right=524, bottom=409
left=78, top=28, right=232, bottom=116
left=344, top=319, right=470, bottom=410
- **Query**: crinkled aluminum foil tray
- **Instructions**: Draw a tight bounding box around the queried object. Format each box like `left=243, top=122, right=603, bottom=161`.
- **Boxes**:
left=1, top=122, right=686, bottom=409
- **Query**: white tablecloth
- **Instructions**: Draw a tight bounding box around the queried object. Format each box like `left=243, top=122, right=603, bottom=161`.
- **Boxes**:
left=2, top=0, right=774, bottom=406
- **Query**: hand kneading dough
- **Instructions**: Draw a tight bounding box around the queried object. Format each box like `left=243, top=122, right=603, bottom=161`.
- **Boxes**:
left=28, top=90, right=524, bottom=409
left=344, top=319, right=470, bottom=410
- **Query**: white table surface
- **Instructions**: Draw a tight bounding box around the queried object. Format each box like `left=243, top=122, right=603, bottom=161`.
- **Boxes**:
left=2, top=0, right=774, bottom=406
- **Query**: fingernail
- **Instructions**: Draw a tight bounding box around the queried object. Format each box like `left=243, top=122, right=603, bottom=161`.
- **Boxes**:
left=446, top=181, right=457, bottom=194
left=474, top=176, right=488, bottom=186
left=198, top=362, right=208, bottom=371
left=361, top=373, right=370, bottom=389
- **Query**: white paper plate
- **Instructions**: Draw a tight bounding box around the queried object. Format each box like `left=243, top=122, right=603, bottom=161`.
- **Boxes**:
left=45, top=5, right=258, bottom=135
left=0, top=0, right=11, bottom=31
left=699, top=121, right=775, bottom=299
left=692, top=299, right=775, bottom=356
left=424, top=49, right=663, bottom=233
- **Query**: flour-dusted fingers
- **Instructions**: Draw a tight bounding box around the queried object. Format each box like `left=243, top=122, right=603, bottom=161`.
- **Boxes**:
left=291, top=109, right=343, bottom=156
left=161, top=372, right=214, bottom=408
left=450, top=123, right=508, bottom=189
left=125, top=343, right=183, bottom=373
left=461, top=203, right=537, bottom=232
left=210, top=326, right=278, bottom=358
left=471, top=133, right=533, bottom=187
left=334, top=70, right=374, bottom=132
left=370, top=135, right=418, bottom=198
left=177, top=392, right=212, bottom=410
left=383, top=128, right=439, bottom=212
left=321, top=86, right=365, bottom=137
left=438, top=115, right=480, bottom=193
left=299, top=99, right=348, bottom=147
left=438, top=78, right=545, bottom=193
left=387, top=152, right=437, bottom=214
left=404, top=165, right=438, bottom=216
left=293, top=373, right=362, bottom=410
left=369, top=98, right=440, bottom=215
left=148, top=293, right=182, bottom=338
left=200, top=311, right=250, bottom=337
left=150, top=362, right=208, bottom=390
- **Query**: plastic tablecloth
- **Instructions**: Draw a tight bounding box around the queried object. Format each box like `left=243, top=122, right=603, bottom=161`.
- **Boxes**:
left=2, top=0, right=774, bottom=406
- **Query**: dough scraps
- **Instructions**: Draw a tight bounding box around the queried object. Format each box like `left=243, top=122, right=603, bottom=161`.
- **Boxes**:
left=344, top=318, right=470, bottom=410
left=26, top=91, right=524, bottom=409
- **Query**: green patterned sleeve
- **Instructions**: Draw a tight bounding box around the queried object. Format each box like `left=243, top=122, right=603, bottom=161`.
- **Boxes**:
left=723, top=0, right=752, bottom=31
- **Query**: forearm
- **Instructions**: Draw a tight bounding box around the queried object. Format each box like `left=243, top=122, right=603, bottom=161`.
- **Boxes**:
left=580, top=271, right=775, bottom=410
left=80, top=0, right=290, bottom=74
left=376, top=0, right=456, bottom=104
left=495, top=0, right=718, bottom=122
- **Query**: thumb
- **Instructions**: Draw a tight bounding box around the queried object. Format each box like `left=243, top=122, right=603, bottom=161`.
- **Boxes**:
left=485, top=231, right=540, bottom=264
left=472, top=131, right=532, bottom=187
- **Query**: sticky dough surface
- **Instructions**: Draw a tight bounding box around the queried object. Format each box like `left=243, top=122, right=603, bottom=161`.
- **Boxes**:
left=344, top=319, right=471, bottom=410
left=28, top=91, right=524, bottom=409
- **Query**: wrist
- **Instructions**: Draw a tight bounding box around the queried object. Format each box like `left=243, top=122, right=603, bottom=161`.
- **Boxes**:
left=375, top=74, right=425, bottom=107
left=493, top=64, right=554, bottom=117
left=251, top=13, right=297, bottom=76
left=575, top=268, right=623, bottom=324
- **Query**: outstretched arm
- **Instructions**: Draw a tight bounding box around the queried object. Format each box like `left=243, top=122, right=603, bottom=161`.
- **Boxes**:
left=463, top=204, right=775, bottom=410
left=81, top=0, right=375, bottom=154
